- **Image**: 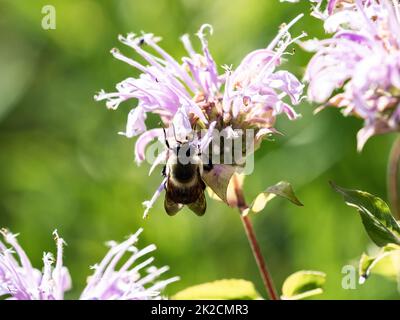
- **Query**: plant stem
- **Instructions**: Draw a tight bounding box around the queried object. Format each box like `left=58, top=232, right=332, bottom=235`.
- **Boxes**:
left=388, top=136, right=400, bottom=220
left=240, top=215, right=279, bottom=300
left=232, top=175, right=279, bottom=300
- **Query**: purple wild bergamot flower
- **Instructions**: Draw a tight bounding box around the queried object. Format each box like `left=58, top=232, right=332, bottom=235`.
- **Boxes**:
left=0, top=228, right=178, bottom=300
left=281, top=1, right=358, bottom=18
left=301, top=0, right=400, bottom=150
left=96, top=17, right=305, bottom=216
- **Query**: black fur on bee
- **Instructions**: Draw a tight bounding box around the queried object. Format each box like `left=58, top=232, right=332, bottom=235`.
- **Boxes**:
left=162, top=127, right=208, bottom=216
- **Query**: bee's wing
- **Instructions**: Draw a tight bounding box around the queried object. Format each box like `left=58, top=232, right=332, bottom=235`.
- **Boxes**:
left=202, top=164, right=236, bottom=203
left=164, top=193, right=184, bottom=216
left=188, top=192, right=206, bottom=216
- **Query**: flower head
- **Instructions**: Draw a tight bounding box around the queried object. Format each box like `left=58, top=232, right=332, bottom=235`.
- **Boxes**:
left=0, top=228, right=178, bottom=300
left=302, top=0, right=400, bottom=150
left=0, top=229, right=71, bottom=300
left=96, top=19, right=305, bottom=216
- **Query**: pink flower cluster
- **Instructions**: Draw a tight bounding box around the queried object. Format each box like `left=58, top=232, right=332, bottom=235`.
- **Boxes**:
left=302, top=0, right=400, bottom=150
left=0, top=228, right=178, bottom=300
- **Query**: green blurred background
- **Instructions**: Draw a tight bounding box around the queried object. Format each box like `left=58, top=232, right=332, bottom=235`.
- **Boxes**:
left=0, top=0, right=398, bottom=299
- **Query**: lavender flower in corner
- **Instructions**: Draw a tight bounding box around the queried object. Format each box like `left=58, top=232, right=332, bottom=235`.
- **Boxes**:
left=0, top=228, right=178, bottom=300
left=301, top=0, right=400, bottom=150
left=96, top=17, right=305, bottom=217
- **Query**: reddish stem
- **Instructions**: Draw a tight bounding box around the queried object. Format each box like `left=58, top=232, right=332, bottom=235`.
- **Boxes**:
left=232, top=175, right=279, bottom=300
left=388, top=136, right=400, bottom=220
left=240, top=214, right=279, bottom=300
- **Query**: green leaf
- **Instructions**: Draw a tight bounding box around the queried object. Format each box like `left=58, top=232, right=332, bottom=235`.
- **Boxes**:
left=281, top=271, right=326, bottom=300
left=202, top=164, right=237, bottom=203
left=359, top=243, right=400, bottom=284
left=330, top=182, right=400, bottom=247
left=243, top=181, right=303, bottom=216
left=171, top=279, right=261, bottom=300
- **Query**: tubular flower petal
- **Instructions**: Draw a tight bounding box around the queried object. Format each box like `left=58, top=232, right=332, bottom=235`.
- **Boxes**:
left=302, top=0, right=400, bottom=150
left=0, top=229, right=178, bottom=300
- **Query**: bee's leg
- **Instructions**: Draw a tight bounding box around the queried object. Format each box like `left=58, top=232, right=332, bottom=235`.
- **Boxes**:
left=203, top=162, right=213, bottom=172
left=162, top=165, right=167, bottom=177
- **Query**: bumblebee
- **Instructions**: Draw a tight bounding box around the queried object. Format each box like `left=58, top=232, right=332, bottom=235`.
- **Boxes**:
left=163, top=133, right=211, bottom=216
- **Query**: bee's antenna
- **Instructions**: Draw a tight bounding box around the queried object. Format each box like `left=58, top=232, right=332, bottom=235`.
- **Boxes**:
left=163, top=127, right=171, bottom=149
left=187, top=131, right=195, bottom=143
left=191, top=121, right=200, bottom=142
left=171, top=124, right=183, bottom=144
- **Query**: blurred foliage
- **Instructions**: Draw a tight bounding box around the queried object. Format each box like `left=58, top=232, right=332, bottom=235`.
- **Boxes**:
left=281, top=270, right=326, bottom=300
left=331, top=183, right=400, bottom=247
left=359, top=243, right=400, bottom=284
left=172, top=279, right=261, bottom=300
left=0, top=0, right=399, bottom=299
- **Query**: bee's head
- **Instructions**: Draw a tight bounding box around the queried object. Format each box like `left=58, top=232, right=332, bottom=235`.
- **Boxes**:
left=173, top=141, right=198, bottom=165
left=163, top=124, right=200, bottom=164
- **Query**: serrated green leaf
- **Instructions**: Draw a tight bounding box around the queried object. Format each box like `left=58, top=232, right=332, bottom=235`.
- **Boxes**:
left=281, top=271, right=326, bottom=300
left=171, top=279, right=261, bottom=300
left=331, top=182, right=400, bottom=247
left=359, top=243, right=400, bottom=284
left=243, top=181, right=303, bottom=216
